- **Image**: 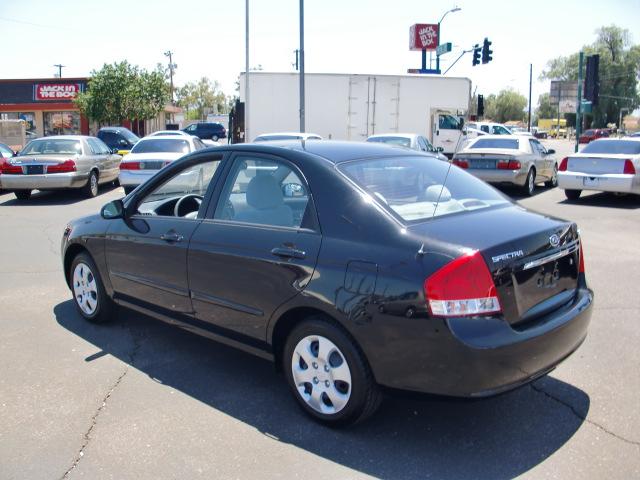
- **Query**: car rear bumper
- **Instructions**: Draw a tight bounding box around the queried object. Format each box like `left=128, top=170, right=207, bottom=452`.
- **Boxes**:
left=368, top=285, right=593, bottom=397
left=0, top=172, right=88, bottom=190
left=468, top=168, right=529, bottom=187
left=118, top=169, right=158, bottom=187
left=558, top=172, right=639, bottom=194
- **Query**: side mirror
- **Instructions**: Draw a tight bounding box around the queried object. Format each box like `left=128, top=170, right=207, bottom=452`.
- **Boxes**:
left=282, top=183, right=305, bottom=197
left=546, top=148, right=556, bottom=154
left=458, top=118, right=464, bottom=130
left=101, top=199, right=125, bottom=219
left=436, top=146, right=444, bottom=152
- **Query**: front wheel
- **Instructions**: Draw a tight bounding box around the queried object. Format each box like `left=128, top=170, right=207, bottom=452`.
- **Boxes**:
left=211, top=135, right=219, bottom=142
left=565, top=189, right=582, bottom=200
left=283, top=316, right=381, bottom=426
left=545, top=164, right=558, bottom=188
left=522, top=169, right=536, bottom=196
left=70, top=253, right=112, bottom=323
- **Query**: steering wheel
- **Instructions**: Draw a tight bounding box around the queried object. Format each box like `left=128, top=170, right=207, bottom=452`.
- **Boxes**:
left=174, top=194, right=204, bottom=217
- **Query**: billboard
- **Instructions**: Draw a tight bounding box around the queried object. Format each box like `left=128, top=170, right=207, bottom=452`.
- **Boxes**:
left=549, top=80, right=579, bottom=113
left=409, top=24, right=439, bottom=51
left=34, top=83, right=82, bottom=101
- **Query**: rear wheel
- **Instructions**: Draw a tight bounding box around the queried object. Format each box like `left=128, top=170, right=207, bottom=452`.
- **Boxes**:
left=70, top=252, right=112, bottom=323
left=14, top=189, right=32, bottom=201
left=522, top=168, right=536, bottom=196
left=283, top=316, right=381, bottom=426
left=211, top=135, right=219, bottom=142
left=83, top=170, right=99, bottom=198
left=565, top=189, right=582, bottom=200
left=545, top=164, right=558, bottom=188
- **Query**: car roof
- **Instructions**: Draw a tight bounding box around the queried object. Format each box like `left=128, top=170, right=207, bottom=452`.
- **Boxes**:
left=256, top=132, right=321, bottom=137
left=139, top=135, right=192, bottom=141
left=29, top=135, right=91, bottom=141
left=98, top=126, right=133, bottom=132
left=367, top=133, right=419, bottom=139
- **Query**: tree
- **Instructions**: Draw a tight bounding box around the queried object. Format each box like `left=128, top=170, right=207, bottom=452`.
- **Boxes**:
left=540, top=25, right=640, bottom=128
left=75, top=61, right=169, bottom=125
left=176, top=77, right=228, bottom=120
left=534, top=93, right=556, bottom=122
left=482, top=89, right=527, bottom=123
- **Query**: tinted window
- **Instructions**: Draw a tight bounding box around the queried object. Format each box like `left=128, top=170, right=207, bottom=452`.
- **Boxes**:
left=471, top=138, right=519, bottom=149
left=581, top=140, right=640, bottom=155
left=0, top=143, right=14, bottom=158
left=439, top=114, right=461, bottom=130
left=492, top=125, right=511, bottom=135
left=20, top=139, right=82, bottom=155
left=367, top=136, right=412, bottom=148
left=339, top=156, right=509, bottom=222
left=131, top=139, right=191, bottom=154
left=119, top=129, right=140, bottom=143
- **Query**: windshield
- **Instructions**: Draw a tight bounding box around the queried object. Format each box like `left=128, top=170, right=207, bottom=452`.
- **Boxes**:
left=131, top=138, right=190, bottom=154
left=582, top=140, right=640, bottom=155
left=470, top=138, right=519, bottom=149
left=367, top=137, right=412, bottom=148
left=121, top=130, right=140, bottom=143
left=20, top=139, right=82, bottom=155
left=338, top=156, right=510, bottom=222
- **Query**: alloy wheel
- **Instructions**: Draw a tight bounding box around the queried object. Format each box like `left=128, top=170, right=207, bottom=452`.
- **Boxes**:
left=73, top=262, right=98, bottom=316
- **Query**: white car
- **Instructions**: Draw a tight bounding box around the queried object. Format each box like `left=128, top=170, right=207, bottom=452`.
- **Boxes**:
left=507, top=126, right=534, bottom=137
left=366, top=133, right=448, bottom=161
left=118, top=135, right=207, bottom=194
left=467, top=122, right=512, bottom=136
left=253, top=132, right=323, bottom=141
left=557, top=138, right=640, bottom=200
left=148, top=130, right=194, bottom=137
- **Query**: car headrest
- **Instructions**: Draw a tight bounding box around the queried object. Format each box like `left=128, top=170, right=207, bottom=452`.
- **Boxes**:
left=246, top=175, right=283, bottom=209
left=423, top=185, right=452, bottom=203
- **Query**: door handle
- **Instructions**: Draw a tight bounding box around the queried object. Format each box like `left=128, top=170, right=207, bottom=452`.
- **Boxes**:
left=160, top=232, right=183, bottom=243
left=271, top=247, right=306, bottom=260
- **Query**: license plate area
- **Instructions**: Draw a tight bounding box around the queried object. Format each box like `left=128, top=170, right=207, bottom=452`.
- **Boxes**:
left=141, top=161, right=164, bottom=170
left=25, top=165, right=44, bottom=175
left=583, top=176, right=599, bottom=187
left=470, top=159, right=497, bottom=169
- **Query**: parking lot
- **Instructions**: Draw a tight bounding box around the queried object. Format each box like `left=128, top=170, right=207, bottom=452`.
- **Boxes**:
left=1, top=138, right=639, bottom=479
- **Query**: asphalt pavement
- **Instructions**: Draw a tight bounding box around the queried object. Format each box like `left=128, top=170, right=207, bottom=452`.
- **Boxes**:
left=1, top=140, right=639, bottom=479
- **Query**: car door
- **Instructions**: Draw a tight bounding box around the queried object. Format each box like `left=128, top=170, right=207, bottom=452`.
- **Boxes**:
left=95, top=137, right=120, bottom=181
left=105, top=155, right=224, bottom=314
left=187, top=153, right=321, bottom=342
left=528, top=139, right=548, bottom=180
left=86, top=138, right=109, bottom=179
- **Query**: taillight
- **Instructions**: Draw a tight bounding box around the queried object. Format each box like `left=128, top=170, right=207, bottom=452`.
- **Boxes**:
left=559, top=157, right=569, bottom=171
left=497, top=159, right=521, bottom=170
left=46, top=160, right=76, bottom=173
left=453, top=159, right=469, bottom=169
left=623, top=159, right=636, bottom=175
left=120, top=162, right=140, bottom=170
left=424, top=250, right=502, bottom=317
left=0, top=159, right=23, bottom=174
left=579, top=241, right=585, bottom=273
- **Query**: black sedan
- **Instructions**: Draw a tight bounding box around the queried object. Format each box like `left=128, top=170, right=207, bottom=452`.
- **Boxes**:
left=61, top=141, right=593, bottom=426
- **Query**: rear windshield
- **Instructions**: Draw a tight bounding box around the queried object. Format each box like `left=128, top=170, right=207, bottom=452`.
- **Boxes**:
left=339, top=156, right=510, bottom=222
left=254, top=135, right=301, bottom=141
left=20, top=139, right=82, bottom=155
left=367, top=137, right=411, bottom=148
left=582, top=140, right=640, bottom=155
left=131, top=138, right=190, bottom=154
left=470, top=138, right=519, bottom=149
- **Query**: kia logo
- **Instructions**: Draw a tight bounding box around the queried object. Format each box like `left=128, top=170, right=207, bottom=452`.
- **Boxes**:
left=549, top=234, right=560, bottom=247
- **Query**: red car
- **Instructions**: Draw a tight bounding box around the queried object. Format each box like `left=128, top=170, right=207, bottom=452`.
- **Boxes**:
left=579, top=128, right=610, bottom=144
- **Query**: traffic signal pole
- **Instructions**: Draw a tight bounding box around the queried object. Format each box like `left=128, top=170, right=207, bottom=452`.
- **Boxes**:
left=575, top=51, right=584, bottom=153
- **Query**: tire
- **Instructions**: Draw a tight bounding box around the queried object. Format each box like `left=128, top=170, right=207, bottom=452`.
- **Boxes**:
left=112, top=178, right=120, bottom=187
left=14, top=189, right=32, bottom=201
left=522, top=168, right=536, bottom=196
left=69, top=252, right=113, bottom=323
left=283, top=315, right=381, bottom=427
left=211, top=135, right=219, bottom=142
left=83, top=170, right=99, bottom=198
left=123, top=186, right=135, bottom=195
left=545, top=164, right=558, bottom=188
left=565, top=189, right=582, bottom=200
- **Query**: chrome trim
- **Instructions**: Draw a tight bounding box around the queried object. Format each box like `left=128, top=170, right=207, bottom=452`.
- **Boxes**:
left=522, top=241, right=579, bottom=271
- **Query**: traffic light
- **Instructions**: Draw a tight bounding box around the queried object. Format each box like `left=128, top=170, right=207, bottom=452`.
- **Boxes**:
left=482, top=38, right=493, bottom=64
left=472, top=45, right=481, bottom=66
left=477, top=94, right=484, bottom=117
left=584, top=54, right=600, bottom=105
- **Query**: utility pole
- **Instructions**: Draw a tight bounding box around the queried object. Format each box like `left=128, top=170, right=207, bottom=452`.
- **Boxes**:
left=299, top=0, right=305, bottom=133
left=245, top=0, right=250, bottom=142
left=53, top=64, right=65, bottom=78
left=527, top=64, right=532, bottom=132
left=164, top=51, right=176, bottom=105
left=575, top=52, right=584, bottom=153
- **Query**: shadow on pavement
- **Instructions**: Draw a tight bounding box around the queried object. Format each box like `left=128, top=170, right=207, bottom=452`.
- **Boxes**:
left=0, top=184, right=120, bottom=207
left=55, top=300, right=589, bottom=479
left=559, top=191, right=640, bottom=209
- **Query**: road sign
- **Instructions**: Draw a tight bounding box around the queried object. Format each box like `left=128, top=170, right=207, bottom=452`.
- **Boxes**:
left=436, top=42, right=452, bottom=56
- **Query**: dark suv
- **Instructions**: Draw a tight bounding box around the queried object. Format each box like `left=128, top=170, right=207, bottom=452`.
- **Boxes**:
left=97, top=127, right=140, bottom=153
left=182, top=122, right=226, bottom=141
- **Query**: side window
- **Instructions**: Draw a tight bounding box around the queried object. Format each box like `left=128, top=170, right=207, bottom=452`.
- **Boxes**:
left=529, top=140, right=544, bottom=155
left=185, top=124, right=196, bottom=133
left=194, top=138, right=206, bottom=150
left=99, top=132, right=116, bottom=148
left=0, top=144, right=14, bottom=158
left=480, top=125, right=490, bottom=133
left=137, top=160, right=221, bottom=218
left=214, top=157, right=309, bottom=229
left=416, top=137, right=427, bottom=151
left=87, top=138, right=102, bottom=155
left=95, top=138, right=111, bottom=154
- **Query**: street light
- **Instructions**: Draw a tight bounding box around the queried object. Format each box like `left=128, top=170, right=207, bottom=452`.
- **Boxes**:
left=436, top=6, right=461, bottom=73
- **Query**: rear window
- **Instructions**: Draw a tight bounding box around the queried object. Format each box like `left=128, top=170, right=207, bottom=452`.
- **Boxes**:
left=20, top=139, right=82, bottom=155
left=131, top=138, right=190, bottom=154
left=338, top=156, right=510, bottom=222
left=254, top=135, right=301, bottom=141
left=367, top=137, right=412, bottom=148
left=582, top=140, right=640, bottom=155
left=471, top=138, right=519, bottom=149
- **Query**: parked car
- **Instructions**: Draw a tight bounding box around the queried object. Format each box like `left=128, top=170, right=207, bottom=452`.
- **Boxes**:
left=557, top=138, right=640, bottom=200
left=579, top=128, right=610, bottom=144
left=0, top=136, right=121, bottom=200
left=62, top=140, right=593, bottom=426
left=366, top=133, right=448, bottom=161
left=533, top=129, right=549, bottom=139
left=118, top=135, right=208, bottom=194
left=254, top=132, right=323, bottom=141
left=148, top=130, right=194, bottom=137
left=466, top=122, right=513, bottom=135
left=507, top=126, right=534, bottom=137
left=0, top=142, right=15, bottom=159
left=453, top=135, right=558, bottom=196
left=628, top=132, right=640, bottom=138
left=97, top=127, right=140, bottom=155
left=182, top=122, right=227, bottom=141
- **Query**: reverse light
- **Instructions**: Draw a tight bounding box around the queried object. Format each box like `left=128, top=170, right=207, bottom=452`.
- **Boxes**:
left=120, top=162, right=141, bottom=170
left=46, top=160, right=76, bottom=173
left=424, top=251, right=502, bottom=317
left=559, top=157, right=569, bottom=171
left=453, top=159, right=469, bottom=169
left=623, top=159, right=636, bottom=175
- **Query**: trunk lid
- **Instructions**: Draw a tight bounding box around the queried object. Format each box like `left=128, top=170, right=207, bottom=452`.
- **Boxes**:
left=568, top=154, right=630, bottom=175
left=410, top=205, right=580, bottom=326
left=454, top=152, right=517, bottom=170
left=11, top=155, right=77, bottom=174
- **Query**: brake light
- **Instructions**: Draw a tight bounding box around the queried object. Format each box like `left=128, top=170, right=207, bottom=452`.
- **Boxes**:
left=453, top=159, right=469, bottom=169
left=120, top=162, right=141, bottom=170
left=0, top=159, right=23, bottom=174
left=559, top=157, right=569, bottom=171
left=497, top=160, right=521, bottom=170
left=424, top=250, right=502, bottom=317
left=579, top=241, right=585, bottom=274
left=46, top=160, right=76, bottom=173
left=623, top=159, right=636, bottom=175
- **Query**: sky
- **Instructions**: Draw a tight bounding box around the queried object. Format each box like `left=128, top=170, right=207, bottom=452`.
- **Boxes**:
left=1, top=0, right=639, bottom=111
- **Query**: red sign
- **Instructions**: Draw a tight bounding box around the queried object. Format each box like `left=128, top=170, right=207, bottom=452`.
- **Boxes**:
left=34, top=83, right=81, bottom=101
left=409, top=24, right=439, bottom=51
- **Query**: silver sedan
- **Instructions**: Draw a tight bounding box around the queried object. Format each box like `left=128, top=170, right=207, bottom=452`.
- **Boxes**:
left=452, top=135, right=558, bottom=196
left=366, top=133, right=448, bottom=161
left=0, top=135, right=121, bottom=200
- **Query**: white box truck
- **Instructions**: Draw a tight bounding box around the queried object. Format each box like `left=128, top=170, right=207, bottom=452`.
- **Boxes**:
left=239, top=72, right=471, bottom=157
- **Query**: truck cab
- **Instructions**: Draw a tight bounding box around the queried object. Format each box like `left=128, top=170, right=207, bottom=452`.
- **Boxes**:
left=432, top=111, right=466, bottom=159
